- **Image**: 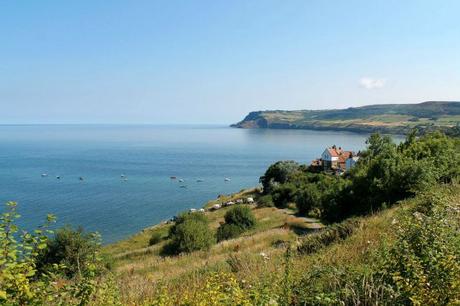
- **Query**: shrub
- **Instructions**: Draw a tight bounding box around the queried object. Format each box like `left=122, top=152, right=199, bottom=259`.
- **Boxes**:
left=166, top=212, right=215, bottom=254
left=260, top=160, right=301, bottom=194
left=0, top=202, right=120, bottom=305
left=217, top=224, right=244, bottom=242
left=271, top=183, right=297, bottom=208
left=382, top=190, right=460, bottom=304
left=36, top=225, right=102, bottom=278
left=216, top=206, right=257, bottom=242
left=295, top=183, right=321, bottom=215
left=257, top=194, right=274, bottom=207
left=224, top=205, right=256, bottom=230
left=149, top=232, right=163, bottom=246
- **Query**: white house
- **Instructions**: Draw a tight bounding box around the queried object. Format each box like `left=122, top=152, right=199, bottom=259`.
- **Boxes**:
left=321, top=146, right=341, bottom=169
left=319, top=145, right=357, bottom=171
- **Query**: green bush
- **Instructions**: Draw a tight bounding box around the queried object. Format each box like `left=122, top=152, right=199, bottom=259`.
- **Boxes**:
left=149, top=232, right=163, bottom=246
left=166, top=212, right=215, bottom=254
left=36, top=225, right=102, bottom=278
left=217, top=224, right=244, bottom=242
left=224, top=205, right=256, bottom=230
left=271, top=183, right=297, bottom=208
left=257, top=194, right=274, bottom=207
left=216, top=206, right=257, bottom=242
left=295, top=183, right=321, bottom=215
left=382, top=190, right=460, bottom=304
left=0, top=202, right=120, bottom=305
left=260, top=160, right=301, bottom=194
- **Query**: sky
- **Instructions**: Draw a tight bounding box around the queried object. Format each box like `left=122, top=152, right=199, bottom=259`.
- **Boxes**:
left=1, top=1, right=459, bottom=124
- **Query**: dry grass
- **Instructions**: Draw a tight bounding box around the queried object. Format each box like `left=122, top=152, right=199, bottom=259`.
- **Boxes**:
left=103, top=188, right=324, bottom=304
left=104, top=185, right=460, bottom=305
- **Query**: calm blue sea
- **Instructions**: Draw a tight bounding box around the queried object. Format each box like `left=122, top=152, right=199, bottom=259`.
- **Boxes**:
left=0, top=125, right=390, bottom=243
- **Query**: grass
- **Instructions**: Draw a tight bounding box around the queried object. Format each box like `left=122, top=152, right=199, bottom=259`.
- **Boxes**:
left=235, top=103, right=460, bottom=134
left=103, top=188, right=323, bottom=304
left=104, top=184, right=460, bottom=305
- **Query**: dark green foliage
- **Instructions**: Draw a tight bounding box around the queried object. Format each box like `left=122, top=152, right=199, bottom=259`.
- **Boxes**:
left=334, top=131, right=460, bottom=221
left=262, top=131, right=460, bottom=223
left=217, top=206, right=257, bottom=242
left=224, top=205, right=256, bottom=230
left=256, top=194, right=274, bottom=207
left=295, top=184, right=321, bottom=215
left=260, top=160, right=301, bottom=194
left=297, top=219, right=359, bottom=254
left=165, top=212, right=215, bottom=254
left=216, top=224, right=244, bottom=242
left=148, top=232, right=163, bottom=246
left=36, top=226, right=101, bottom=278
left=271, top=183, right=297, bottom=208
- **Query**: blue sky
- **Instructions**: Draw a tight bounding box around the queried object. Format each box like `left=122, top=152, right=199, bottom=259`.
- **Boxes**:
left=1, top=1, right=459, bottom=124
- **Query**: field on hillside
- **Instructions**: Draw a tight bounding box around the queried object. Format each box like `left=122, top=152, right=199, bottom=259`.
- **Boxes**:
left=104, top=189, right=324, bottom=304
left=103, top=184, right=460, bottom=305
left=233, top=101, right=460, bottom=134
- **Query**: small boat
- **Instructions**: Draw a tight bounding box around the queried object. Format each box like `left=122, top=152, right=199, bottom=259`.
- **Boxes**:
left=224, top=177, right=231, bottom=182
left=79, top=177, right=84, bottom=181
left=121, top=174, right=126, bottom=178
left=41, top=173, right=48, bottom=177
left=56, top=175, right=61, bottom=179
left=170, top=176, right=177, bottom=179
left=178, top=179, right=184, bottom=183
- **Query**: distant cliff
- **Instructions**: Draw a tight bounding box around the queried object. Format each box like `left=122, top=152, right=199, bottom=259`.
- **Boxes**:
left=231, top=101, right=460, bottom=134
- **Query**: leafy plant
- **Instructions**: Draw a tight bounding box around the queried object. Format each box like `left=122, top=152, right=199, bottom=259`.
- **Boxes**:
left=216, top=223, right=244, bottom=242
left=36, top=225, right=102, bottom=279
left=223, top=205, right=256, bottom=230
left=166, top=212, right=215, bottom=254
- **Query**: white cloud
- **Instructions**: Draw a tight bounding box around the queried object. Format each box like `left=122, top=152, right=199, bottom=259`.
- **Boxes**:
left=359, top=77, right=386, bottom=89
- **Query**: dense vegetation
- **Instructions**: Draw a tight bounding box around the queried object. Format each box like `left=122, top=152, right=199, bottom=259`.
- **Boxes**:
left=0, top=203, right=120, bottom=305
left=1, top=130, right=459, bottom=305
left=261, top=131, right=460, bottom=223
left=217, top=205, right=256, bottom=241
left=232, top=101, right=460, bottom=135
left=164, top=212, right=215, bottom=254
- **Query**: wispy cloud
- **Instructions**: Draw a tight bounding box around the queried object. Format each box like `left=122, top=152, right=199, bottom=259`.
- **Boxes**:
left=359, top=77, right=386, bottom=89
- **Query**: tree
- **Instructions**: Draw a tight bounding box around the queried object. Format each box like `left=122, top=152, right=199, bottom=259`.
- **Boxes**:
left=36, top=226, right=101, bottom=279
left=216, top=224, right=244, bottom=242
left=167, top=213, right=214, bottom=254
left=223, top=205, right=256, bottom=230
left=0, top=202, right=120, bottom=305
left=260, top=161, right=301, bottom=194
left=295, top=184, right=321, bottom=215
left=217, top=206, right=257, bottom=242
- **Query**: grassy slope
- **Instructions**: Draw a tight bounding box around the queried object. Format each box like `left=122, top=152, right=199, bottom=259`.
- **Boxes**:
left=104, top=185, right=459, bottom=304
left=104, top=189, right=324, bottom=304
left=232, top=101, right=460, bottom=134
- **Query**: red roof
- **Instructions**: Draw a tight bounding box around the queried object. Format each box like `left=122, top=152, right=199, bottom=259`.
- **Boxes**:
left=327, top=148, right=340, bottom=157
left=327, top=148, right=355, bottom=159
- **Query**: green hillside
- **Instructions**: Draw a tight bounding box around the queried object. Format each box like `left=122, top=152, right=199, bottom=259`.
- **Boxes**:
left=232, top=101, right=460, bottom=134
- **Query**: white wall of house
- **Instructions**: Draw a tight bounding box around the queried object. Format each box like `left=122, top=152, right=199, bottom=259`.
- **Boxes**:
left=321, top=149, right=338, bottom=161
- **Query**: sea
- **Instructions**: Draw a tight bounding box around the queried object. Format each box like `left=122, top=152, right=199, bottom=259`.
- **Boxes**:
left=0, top=125, right=398, bottom=244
